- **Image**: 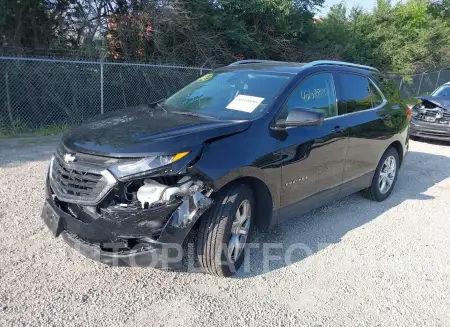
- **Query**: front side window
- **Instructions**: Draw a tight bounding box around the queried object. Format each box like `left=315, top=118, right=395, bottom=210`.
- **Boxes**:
left=278, top=73, right=337, bottom=120
left=335, top=73, right=373, bottom=114
left=432, top=85, right=450, bottom=97
left=164, top=70, right=292, bottom=120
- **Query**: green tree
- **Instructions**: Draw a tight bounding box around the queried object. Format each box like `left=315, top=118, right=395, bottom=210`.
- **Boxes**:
left=0, top=0, right=72, bottom=50
left=313, top=0, right=450, bottom=76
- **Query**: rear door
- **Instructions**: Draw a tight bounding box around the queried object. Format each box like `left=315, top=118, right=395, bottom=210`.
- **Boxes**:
left=277, top=72, right=349, bottom=214
left=333, top=72, right=397, bottom=187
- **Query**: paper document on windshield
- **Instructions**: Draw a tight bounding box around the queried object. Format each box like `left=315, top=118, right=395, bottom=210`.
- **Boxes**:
left=226, top=95, right=264, bottom=113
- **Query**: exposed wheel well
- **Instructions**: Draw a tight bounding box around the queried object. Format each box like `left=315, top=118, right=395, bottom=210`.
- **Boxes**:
left=220, top=177, right=273, bottom=231
left=389, top=141, right=404, bottom=167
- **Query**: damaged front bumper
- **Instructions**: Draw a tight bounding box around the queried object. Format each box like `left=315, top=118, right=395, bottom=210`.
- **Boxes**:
left=41, top=179, right=212, bottom=269
left=409, top=119, right=450, bottom=141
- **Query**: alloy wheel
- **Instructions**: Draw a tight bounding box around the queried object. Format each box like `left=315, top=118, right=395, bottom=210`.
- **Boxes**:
left=379, top=155, right=396, bottom=194
left=227, top=199, right=251, bottom=263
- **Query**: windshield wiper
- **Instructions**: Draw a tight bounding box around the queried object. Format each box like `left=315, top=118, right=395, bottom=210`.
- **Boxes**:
left=170, top=110, right=214, bottom=119
left=155, top=102, right=168, bottom=113
left=149, top=98, right=168, bottom=113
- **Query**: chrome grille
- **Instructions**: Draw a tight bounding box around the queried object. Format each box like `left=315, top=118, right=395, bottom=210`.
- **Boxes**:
left=49, top=150, right=117, bottom=205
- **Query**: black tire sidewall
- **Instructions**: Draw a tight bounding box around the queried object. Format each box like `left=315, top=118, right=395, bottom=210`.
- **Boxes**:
left=218, top=184, right=255, bottom=276
left=371, top=147, right=400, bottom=201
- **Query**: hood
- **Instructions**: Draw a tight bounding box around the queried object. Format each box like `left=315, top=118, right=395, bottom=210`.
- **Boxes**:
left=417, top=96, right=450, bottom=110
left=62, top=105, right=251, bottom=157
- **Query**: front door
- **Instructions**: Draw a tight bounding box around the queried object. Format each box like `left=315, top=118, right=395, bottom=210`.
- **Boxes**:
left=276, top=72, right=348, bottom=217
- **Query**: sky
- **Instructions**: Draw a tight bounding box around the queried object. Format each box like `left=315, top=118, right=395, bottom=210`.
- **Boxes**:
left=317, top=0, right=399, bottom=16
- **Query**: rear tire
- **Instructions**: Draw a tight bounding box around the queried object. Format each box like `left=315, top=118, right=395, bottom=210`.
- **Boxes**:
left=197, top=183, right=254, bottom=277
left=361, top=147, right=399, bottom=202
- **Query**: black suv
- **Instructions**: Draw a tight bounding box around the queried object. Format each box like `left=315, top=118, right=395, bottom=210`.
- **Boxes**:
left=42, top=60, right=410, bottom=277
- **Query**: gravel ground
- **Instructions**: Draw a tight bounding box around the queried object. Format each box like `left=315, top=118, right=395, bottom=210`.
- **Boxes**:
left=1, top=136, right=450, bottom=327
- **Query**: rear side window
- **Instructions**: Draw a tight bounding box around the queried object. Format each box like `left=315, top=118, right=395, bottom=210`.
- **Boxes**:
left=334, top=73, right=372, bottom=114
left=374, top=74, right=402, bottom=104
left=368, top=79, right=384, bottom=107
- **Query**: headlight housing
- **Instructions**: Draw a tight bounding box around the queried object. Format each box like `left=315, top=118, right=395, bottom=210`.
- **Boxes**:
left=108, top=151, right=189, bottom=179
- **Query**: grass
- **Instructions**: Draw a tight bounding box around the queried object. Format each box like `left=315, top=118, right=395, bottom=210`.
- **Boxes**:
left=32, top=124, right=71, bottom=136
left=0, top=123, right=71, bottom=138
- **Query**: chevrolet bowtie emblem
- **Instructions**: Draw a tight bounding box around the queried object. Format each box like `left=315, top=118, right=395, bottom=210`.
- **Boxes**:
left=63, top=153, right=76, bottom=163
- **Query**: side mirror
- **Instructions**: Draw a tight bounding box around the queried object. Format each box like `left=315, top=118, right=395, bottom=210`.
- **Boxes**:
left=276, top=108, right=325, bottom=128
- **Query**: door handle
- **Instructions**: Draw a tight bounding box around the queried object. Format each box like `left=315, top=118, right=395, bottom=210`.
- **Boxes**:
left=333, top=125, right=347, bottom=133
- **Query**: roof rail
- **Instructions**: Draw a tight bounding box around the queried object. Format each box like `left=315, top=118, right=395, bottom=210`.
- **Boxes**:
left=227, top=59, right=379, bottom=72
left=228, top=59, right=284, bottom=66
left=306, top=60, right=379, bottom=72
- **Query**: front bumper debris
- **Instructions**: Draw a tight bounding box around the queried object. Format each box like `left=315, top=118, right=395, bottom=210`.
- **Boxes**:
left=409, top=119, right=450, bottom=141
left=41, top=178, right=212, bottom=268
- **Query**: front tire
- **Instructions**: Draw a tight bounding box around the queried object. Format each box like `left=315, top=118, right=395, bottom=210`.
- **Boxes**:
left=361, top=147, right=399, bottom=202
left=197, top=183, right=254, bottom=277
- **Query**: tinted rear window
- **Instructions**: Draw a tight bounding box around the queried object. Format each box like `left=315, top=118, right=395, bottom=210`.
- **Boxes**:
left=374, top=74, right=401, bottom=103
left=368, top=79, right=384, bottom=107
left=335, top=73, right=372, bottom=114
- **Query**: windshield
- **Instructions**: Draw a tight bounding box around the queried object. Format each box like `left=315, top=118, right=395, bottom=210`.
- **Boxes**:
left=163, top=70, right=293, bottom=120
left=432, top=85, right=450, bottom=97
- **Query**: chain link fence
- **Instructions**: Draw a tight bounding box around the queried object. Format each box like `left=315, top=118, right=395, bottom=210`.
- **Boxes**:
left=395, top=68, right=450, bottom=100
left=2, top=55, right=450, bottom=136
left=0, top=56, right=211, bottom=135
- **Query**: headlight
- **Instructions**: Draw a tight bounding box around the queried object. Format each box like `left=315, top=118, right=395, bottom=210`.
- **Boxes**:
left=109, top=151, right=190, bottom=179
